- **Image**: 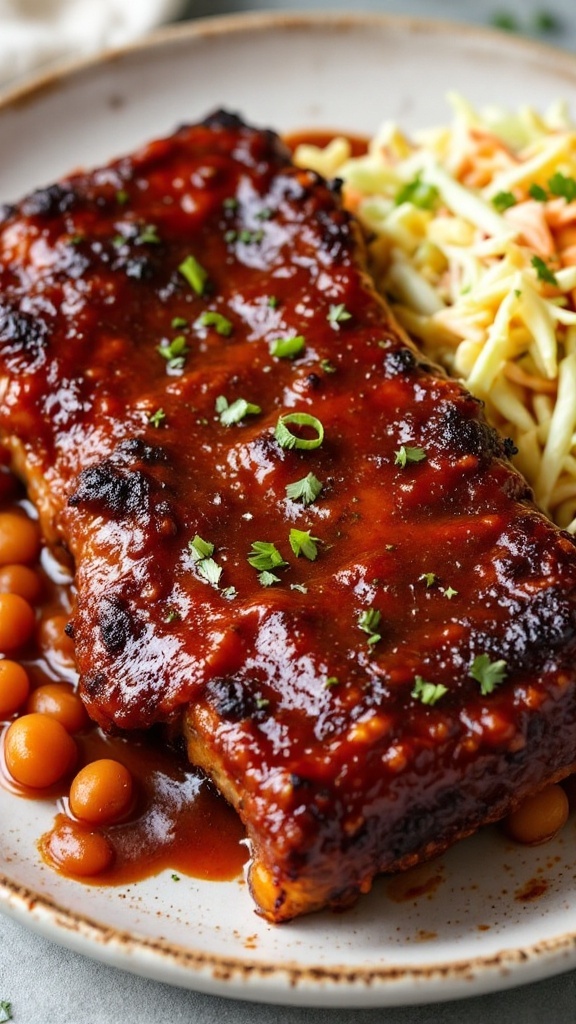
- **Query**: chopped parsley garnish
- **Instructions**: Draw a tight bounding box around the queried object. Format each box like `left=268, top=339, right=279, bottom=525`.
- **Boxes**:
left=179, top=254, right=208, bottom=295
left=267, top=295, right=279, bottom=308
left=171, top=316, right=188, bottom=329
left=221, top=585, right=238, bottom=600
left=0, top=1002, right=12, bottom=1023
left=198, top=311, right=233, bottom=336
left=324, top=676, right=339, bottom=688
left=171, top=873, right=181, bottom=882
left=224, top=229, right=237, bottom=243
left=490, top=11, right=519, bottom=30
left=320, top=358, right=337, bottom=374
left=411, top=676, right=448, bottom=705
left=395, top=174, right=439, bottom=210
left=548, top=171, right=576, bottom=203
left=116, top=189, right=129, bottom=205
left=533, top=10, right=557, bottom=31
left=255, top=696, right=270, bottom=709
left=157, top=334, right=189, bottom=372
left=269, top=335, right=305, bottom=359
left=419, top=572, right=437, bottom=588
left=222, top=196, right=239, bottom=211
left=256, top=207, right=274, bottom=221
left=531, top=254, right=559, bottom=286
left=285, top=472, right=323, bottom=506
left=136, top=224, right=161, bottom=245
left=290, top=583, right=308, bottom=594
left=441, top=586, right=458, bottom=600
left=528, top=182, right=548, bottom=202
left=358, top=607, right=382, bottom=645
left=289, top=528, right=320, bottom=561
left=470, top=653, right=508, bottom=695
left=258, top=570, right=281, bottom=587
left=239, top=228, right=264, bottom=245
left=164, top=609, right=181, bottom=623
left=327, top=303, right=352, bottom=327
left=247, top=541, right=288, bottom=572
left=188, top=535, right=223, bottom=589
left=275, top=412, right=324, bottom=450
left=216, top=395, right=262, bottom=426
left=492, top=191, right=517, bottom=212
left=148, top=408, right=166, bottom=428
left=394, top=445, right=427, bottom=468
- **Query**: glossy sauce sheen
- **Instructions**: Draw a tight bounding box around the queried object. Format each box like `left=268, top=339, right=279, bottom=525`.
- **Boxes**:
left=1, top=113, right=576, bottom=921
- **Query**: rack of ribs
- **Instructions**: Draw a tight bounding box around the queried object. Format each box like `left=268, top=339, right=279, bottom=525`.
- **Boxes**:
left=1, top=111, right=576, bottom=922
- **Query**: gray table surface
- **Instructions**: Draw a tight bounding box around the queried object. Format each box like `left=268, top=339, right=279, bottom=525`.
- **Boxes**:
left=3, top=1, right=576, bottom=1021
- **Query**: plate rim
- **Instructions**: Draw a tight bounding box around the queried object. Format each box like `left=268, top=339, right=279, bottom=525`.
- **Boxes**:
left=2, top=9, right=576, bottom=115
left=1, top=8, right=576, bottom=1007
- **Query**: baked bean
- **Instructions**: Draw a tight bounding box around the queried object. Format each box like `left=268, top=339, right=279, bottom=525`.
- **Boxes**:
left=0, top=593, right=35, bottom=651
left=4, top=713, right=77, bottom=788
left=69, top=759, right=134, bottom=825
left=0, top=511, right=40, bottom=565
left=43, top=817, right=114, bottom=876
left=26, top=683, right=89, bottom=734
left=0, top=564, right=42, bottom=603
left=37, top=614, right=75, bottom=667
left=0, top=660, right=30, bottom=717
left=504, top=784, right=569, bottom=845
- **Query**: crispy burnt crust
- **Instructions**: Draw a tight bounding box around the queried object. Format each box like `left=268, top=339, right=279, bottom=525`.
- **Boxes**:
left=0, top=112, right=576, bottom=921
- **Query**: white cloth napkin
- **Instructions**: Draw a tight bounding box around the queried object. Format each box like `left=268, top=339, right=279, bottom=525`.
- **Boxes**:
left=0, top=0, right=187, bottom=86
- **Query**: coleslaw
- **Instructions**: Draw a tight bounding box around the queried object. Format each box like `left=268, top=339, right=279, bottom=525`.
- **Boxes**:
left=294, top=96, right=576, bottom=533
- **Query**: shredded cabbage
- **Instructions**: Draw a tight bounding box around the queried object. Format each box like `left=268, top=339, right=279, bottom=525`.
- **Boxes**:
left=294, top=96, right=576, bottom=531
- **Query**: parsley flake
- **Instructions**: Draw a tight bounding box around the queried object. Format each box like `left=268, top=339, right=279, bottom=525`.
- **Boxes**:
left=324, top=676, right=339, bottom=688
left=419, top=572, right=437, bottom=588
left=441, top=586, right=458, bottom=600
left=216, top=396, right=262, bottom=426
left=358, top=607, right=382, bottom=645
left=327, top=303, right=352, bottom=327
left=0, top=1002, right=12, bottom=1023
left=198, top=311, right=233, bottom=337
left=411, top=676, right=448, bottom=705
left=275, top=412, right=324, bottom=450
left=188, top=535, right=223, bottom=589
left=258, top=570, right=281, bottom=587
left=248, top=541, right=288, bottom=572
left=116, top=189, right=129, bottom=205
left=179, top=254, right=208, bottom=295
left=492, top=191, right=517, bottom=212
left=269, top=335, right=306, bottom=359
left=171, top=873, right=181, bottom=881
left=148, top=408, right=166, bottom=428
left=157, top=334, right=189, bottom=372
left=320, top=358, right=337, bottom=374
left=548, top=171, right=576, bottom=203
left=171, top=316, right=188, bottom=329
left=470, top=654, right=508, bottom=695
left=285, top=472, right=323, bottom=506
left=394, top=445, right=427, bottom=468
left=395, top=174, right=439, bottom=210
left=528, top=182, right=548, bottom=202
left=290, top=583, right=308, bottom=594
left=136, top=224, right=161, bottom=245
left=532, top=254, right=559, bottom=286
left=289, top=528, right=320, bottom=561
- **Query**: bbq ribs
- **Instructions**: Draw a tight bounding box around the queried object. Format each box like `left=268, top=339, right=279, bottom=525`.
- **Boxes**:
left=1, top=112, right=576, bottom=922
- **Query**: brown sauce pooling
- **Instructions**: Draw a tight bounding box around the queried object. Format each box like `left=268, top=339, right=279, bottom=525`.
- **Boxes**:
left=46, top=731, right=247, bottom=885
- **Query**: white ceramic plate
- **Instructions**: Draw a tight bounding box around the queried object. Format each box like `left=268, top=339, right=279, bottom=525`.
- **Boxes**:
left=1, top=12, right=576, bottom=1009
